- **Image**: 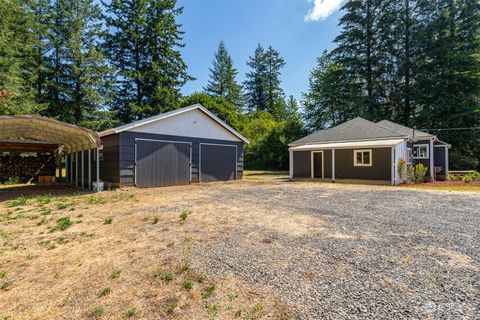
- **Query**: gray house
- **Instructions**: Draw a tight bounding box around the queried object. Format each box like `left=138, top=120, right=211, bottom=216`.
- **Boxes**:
left=289, top=118, right=450, bottom=185
left=98, top=104, right=249, bottom=188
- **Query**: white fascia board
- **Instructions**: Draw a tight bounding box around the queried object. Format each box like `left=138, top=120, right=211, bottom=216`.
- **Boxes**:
left=289, top=139, right=405, bottom=151
left=98, top=104, right=250, bottom=144
left=288, top=136, right=408, bottom=148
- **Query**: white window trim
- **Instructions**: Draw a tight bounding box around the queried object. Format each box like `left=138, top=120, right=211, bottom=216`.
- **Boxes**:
left=353, top=149, right=372, bottom=167
left=413, top=144, right=429, bottom=159
left=407, top=148, right=413, bottom=164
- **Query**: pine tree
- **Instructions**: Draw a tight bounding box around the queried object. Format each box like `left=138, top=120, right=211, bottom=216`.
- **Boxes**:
left=244, top=44, right=286, bottom=118
left=104, top=0, right=192, bottom=123
left=0, top=0, right=39, bottom=114
left=204, top=40, right=243, bottom=109
left=303, top=51, right=362, bottom=130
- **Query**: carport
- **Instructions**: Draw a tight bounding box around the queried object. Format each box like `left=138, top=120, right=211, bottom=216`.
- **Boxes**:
left=0, top=115, right=101, bottom=190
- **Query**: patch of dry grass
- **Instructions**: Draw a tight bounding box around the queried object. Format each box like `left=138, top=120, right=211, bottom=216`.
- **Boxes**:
left=0, top=185, right=290, bottom=319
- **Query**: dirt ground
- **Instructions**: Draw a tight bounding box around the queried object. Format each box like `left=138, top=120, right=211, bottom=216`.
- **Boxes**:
left=0, top=180, right=479, bottom=319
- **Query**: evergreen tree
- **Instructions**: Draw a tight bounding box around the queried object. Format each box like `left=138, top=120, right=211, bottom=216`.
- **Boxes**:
left=303, top=51, right=362, bottom=130
left=0, top=0, right=39, bottom=114
left=244, top=44, right=286, bottom=118
left=204, top=40, right=243, bottom=109
left=104, top=0, right=192, bottom=123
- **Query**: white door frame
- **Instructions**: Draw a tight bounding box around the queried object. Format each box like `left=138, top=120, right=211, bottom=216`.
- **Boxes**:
left=134, top=138, right=192, bottom=186
left=199, top=143, right=237, bottom=183
left=311, top=151, right=324, bottom=179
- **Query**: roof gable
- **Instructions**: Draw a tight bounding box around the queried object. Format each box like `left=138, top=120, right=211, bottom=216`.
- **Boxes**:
left=99, top=104, right=249, bottom=144
left=290, top=117, right=405, bottom=146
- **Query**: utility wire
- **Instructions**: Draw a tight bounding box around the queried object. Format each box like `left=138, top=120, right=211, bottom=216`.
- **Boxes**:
left=418, top=127, right=480, bottom=132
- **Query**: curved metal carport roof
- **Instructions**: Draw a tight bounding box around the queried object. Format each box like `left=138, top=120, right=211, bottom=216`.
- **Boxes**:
left=0, top=115, right=100, bottom=153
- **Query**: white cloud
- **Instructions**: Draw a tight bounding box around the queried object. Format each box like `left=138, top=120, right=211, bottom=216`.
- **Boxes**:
left=305, top=0, right=343, bottom=21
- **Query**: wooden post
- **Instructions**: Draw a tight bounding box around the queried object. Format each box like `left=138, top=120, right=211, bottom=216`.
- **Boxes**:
left=81, top=150, right=84, bottom=189
left=75, top=152, right=78, bottom=187
left=88, top=149, right=91, bottom=190
left=65, top=153, right=68, bottom=183
left=70, top=153, right=74, bottom=185
left=332, top=149, right=335, bottom=182
left=96, top=148, right=100, bottom=192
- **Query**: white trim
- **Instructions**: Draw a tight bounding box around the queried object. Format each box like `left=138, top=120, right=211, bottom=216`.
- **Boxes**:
left=289, top=149, right=293, bottom=179
left=332, top=149, right=335, bottom=182
left=445, top=147, right=449, bottom=175
left=199, top=143, right=237, bottom=183
left=289, top=137, right=408, bottom=148
left=134, top=138, right=193, bottom=187
left=310, top=151, right=324, bottom=179
left=413, top=144, right=429, bottom=159
left=407, top=147, right=413, bottom=164
left=430, top=139, right=434, bottom=180
left=353, top=149, right=373, bottom=167
left=391, top=147, right=395, bottom=185
left=88, top=149, right=91, bottom=190
left=290, top=139, right=405, bottom=151
left=99, top=104, right=250, bottom=144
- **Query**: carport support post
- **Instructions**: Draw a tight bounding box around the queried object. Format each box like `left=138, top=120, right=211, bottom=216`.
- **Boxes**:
left=81, top=150, right=84, bottom=189
left=88, top=149, right=91, bottom=190
left=70, top=153, right=73, bottom=185
left=96, top=148, right=100, bottom=192
left=332, top=149, right=335, bottom=182
left=75, top=152, right=78, bottom=187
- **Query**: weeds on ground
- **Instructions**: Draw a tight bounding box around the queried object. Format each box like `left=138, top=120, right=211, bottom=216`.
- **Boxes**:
left=99, top=287, right=111, bottom=296
left=201, top=284, right=216, bottom=300
left=228, top=293, right=238, bottom=301
left=50, top=217, right=73, bottom=232
left=155, top=271, right=175, bottom=283
left=80, top=231, right=94, bottom=237
left=180, top=210, right=191, bottom=221
left=207, top=303, right=219, bottom=318
left=182, top=279, right=192, bottom=290
left=39, top=240, right=56, bottom=250
left=166, top=241, right=174, bottom=248
left=178, top=245, right=192, bottom=273
left=244, top=304, right=265, bottom=320
left=36, top=194, right=52, bottom=205
left=152, top=216, right=159, bottom=224
left=126, top=307, right=137, bottom=317
left=5, top=197, right=27, bottom=208
left=110, top=268, right=121, bottom=279
left=103, top=218, right=112, bottom=225
left=0, top=271, right=6, bottom=278
left=87, top=196, right=107, bottom=205
left=164, top=299, right=177, bottom=314
left=56, top=202, right=74, bottom=210
left=89, top=306, right=105, bottom=317
left=1, top=280, right=12, bottom=290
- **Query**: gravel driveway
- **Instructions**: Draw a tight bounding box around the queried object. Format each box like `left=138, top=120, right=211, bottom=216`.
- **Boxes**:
left=192, top=182, right=480, bottom=319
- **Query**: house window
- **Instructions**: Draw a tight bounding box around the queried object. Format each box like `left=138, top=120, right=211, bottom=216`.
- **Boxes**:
left=413, top=144, right=429, bottom=159
left=354, top=150, right=372, bottom=166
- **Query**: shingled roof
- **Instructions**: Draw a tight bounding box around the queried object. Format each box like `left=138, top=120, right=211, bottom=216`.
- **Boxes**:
left=290, top=117, right=406, bottom=146
left=376, top=120, right=433, bottom=138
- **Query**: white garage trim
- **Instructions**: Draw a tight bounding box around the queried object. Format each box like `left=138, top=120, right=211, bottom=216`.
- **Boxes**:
left=134, top=138, right=192, bottom=186
left=199, top=143, right=237, bottom=183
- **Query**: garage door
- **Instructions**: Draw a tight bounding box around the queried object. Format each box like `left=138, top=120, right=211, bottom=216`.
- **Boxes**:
left=135, top=139, right=191, bottom=187
left=200, top=144, right=237, bottom=182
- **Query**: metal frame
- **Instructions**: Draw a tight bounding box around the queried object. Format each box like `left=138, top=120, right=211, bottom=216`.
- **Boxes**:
left=134, top=138, right=192, bottom=187
left=199, top=143, right=237, bottom=183
left=310, top=151, right=324, bottom=179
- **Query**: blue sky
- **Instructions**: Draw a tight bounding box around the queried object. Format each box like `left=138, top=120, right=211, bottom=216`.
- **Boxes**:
left=178, top=0, right=344, bottom=101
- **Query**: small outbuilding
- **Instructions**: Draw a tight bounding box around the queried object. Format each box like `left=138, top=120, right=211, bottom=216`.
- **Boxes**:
left=98, top=104, right=249, bottom=188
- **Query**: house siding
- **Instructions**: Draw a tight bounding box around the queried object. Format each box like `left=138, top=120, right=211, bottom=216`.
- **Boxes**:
left=335, top=148, right=391, bottom=181
left=292, top=151, right=311, bottom=177
left=100, top=134, right=120, bottom=184
left=412, top=139, right=432, bottom=177
left=117, top=131, right=244, bottom=187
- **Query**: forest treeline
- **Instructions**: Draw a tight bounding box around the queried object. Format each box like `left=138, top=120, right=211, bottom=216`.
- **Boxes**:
left=1, top=0, right=479, bottom=170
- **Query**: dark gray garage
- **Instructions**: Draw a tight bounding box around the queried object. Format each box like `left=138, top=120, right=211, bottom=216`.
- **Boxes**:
left=98, top=104, right=249, bottom=188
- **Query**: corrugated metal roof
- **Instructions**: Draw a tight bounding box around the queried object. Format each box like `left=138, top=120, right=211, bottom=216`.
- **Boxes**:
left=0, top=115, right=100, bottom=153
left=290, top=139, right=405, bottom=151
left=290, top=117, right=405, bottom=146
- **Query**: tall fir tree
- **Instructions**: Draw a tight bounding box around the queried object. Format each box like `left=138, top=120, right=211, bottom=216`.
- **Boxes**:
left=104, top=0, right=192, bottom=123
left=0, top=0, right=39, bottom=114
left=204, top=40, right=243, bottom=110
left=244, top=44, right=286, bottom=119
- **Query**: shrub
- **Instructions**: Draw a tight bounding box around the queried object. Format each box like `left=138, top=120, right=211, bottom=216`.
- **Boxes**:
left=414, top=163, right=428, bottom=183
left=3, top=176, right=20, bottom=185
left=447, top=173, right=457, bottom=181
left=179, top=210, right=190, bottom=221
left=397, top=158, right=407, bottom=183
left=463, top=175, right=473, bottom=183
left=406, top=165, right=415, bottom=183
left=6, top=197, right=27, bottom=208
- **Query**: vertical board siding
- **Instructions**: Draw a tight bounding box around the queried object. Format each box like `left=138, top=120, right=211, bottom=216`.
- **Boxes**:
left=323, top=150, right=332, bottom=178
left=100, top=134, right=120, bottom=184
left=200, top=144, right=237, bottom=182
left=116, top=131, right=244, bottom=187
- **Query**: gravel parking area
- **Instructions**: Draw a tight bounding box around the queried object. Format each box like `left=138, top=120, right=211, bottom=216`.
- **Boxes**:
left=192, top=181, right=480, bottom=319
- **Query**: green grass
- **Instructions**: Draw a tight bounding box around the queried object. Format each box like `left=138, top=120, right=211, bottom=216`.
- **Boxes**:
left=89, top=306, right=105, bottom=317
left=109, top=268, right=121, bottom=279
left=5, top=197, right=27, bottom=208
left=155, top=271, right=175, bottom=283
left=36, top=194, right=52, bottom=205
left=126, top=307, right=137, bottom=317
left=87, top=196, right=107, bottom=205
left=182, top=279, right=192, bottom=290
left=201, top=284, right=216, bottom=300
left=51, top=217, right=73, bottom=232
left=404, top=185, right=480, bottom=192
left=179, top=210, right=191, bottom=221
left=244, top=170, right=289, bottom=176
left=99, top=287, right=111, bottom=296
left=103, top=217, right=113, bottom=225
